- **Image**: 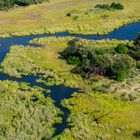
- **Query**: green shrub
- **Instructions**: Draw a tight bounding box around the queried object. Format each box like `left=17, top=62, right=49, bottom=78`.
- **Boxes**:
left=115, top=69, right=128, bottom=81
left=115, top=44, right=128, bottom=54
left=68, top=38, right=81, bottom=46
left=0, top=0, right=48, bottom=10
left=71, top=66, right=83, bottom=74
left=63, top=37, right=138, bottom=81
left=129, top=34, right=140, bottom=60
left=93, top=85, right=109, bottom=93
left=67, top=56, right=81, bottom=65
left=133, top=130, right=140, bottom=138
left=95, top=2, right=124, bottom=11
left=66, top=12, right=71, bottom=17
left=136, top=61, right=140, bottom=69
left=110, top=2, right=124, bottom=10
left=0, top=80, right=60, bottom=139
left=62, top=40, right=135, bottom=81
left=134, top=33, right=140, bottom=47
left=95, top=4, right=110, bottom=10
left=110, top=54, right=135, bottom=77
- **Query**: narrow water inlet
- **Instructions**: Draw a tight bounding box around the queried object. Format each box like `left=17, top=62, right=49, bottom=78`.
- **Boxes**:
left=0, top=73, right=78, bottom=137
left=0, top=22, right=140, bottom=63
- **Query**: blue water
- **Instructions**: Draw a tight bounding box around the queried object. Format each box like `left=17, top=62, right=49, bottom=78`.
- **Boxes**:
left=0, top=73, right=78, bottom=136
left=0, top=22, right=140, bottom=63
left=0, top=22, right=140, bottom=137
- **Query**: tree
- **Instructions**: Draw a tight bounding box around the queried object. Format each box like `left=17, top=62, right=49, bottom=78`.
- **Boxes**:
left=115, top=44, right=128, bottom=54
left=110, top=54, right=135, bottom=80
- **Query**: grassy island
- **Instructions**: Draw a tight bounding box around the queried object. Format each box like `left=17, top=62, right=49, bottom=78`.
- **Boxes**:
left=0, top=0, right=140, bottom=139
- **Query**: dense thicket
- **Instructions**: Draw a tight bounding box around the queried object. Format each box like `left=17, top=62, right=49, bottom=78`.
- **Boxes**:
left=62, top=38, right=135, bottom=81
left=95, top=2, right=124, bottom=10
left=128, top=33, right=140, bottom=60
left=0, top=0, right=49, bottom=10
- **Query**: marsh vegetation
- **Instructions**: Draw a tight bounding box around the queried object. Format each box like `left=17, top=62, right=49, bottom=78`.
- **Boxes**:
left=0, top=80, right=61, bottom=140
left=62, top=38, right=139, bottom=81
left=0, top=0, right=140, bottom=139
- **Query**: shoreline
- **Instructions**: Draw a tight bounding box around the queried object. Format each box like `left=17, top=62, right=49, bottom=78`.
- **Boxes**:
left=0, top=19, right=140, bottom=39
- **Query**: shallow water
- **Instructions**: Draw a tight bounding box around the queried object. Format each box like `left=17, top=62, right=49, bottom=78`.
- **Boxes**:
left=0, top=22, right=140, bottom=137
left=0, top=73, right=78, bottom=136
left=0, top=22, right=140, bottom=63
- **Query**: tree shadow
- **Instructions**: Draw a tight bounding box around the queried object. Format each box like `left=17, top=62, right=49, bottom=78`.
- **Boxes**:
left=133, top=130, right=140, bottom=138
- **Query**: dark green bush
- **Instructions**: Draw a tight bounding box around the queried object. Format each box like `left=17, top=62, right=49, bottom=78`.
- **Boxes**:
left=62, top=39, right=135, bottom=81
left=133, top=130, right=140, bottom=138
left=129, top=50, right=140, bottom=60
left=0, top=0, right=48, bottom=10
left=127, top=35, right=140, bottom=60
left=136, top=61, right=140, bottom=69
left=93, top=54, right=113, bottom=75
left=115, top=69, right=128, bottom=81
left=110, top=2, right=124, bottom=10
left=134, top=33, right=140, bottom=47
left=71, top=66, right=84, bottom=74
left=95, top=3, right=110, bottom=10
left=66, top=12, right=71, bottom=17
left=95, top=2, right=124, bottom=11
left=115, top=44, right=128, bottom=54
left=67, top=56, right=81, bottom=65
left=68, top=38, right=81, bottom=46
left=110, top=54, right=135, bottom=76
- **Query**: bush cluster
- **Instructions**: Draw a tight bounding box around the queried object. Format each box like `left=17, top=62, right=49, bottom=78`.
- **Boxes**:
left=62, top=38, right=135, bottom=81
left=0, top=0, right=49, bottom=10
left=95, top=2, right=124, bottom=10
left=128, top=34, right=140, bottom=61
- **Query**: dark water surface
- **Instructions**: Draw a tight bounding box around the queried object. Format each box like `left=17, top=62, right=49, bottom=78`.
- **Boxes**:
left=0, top=22, right=140, bottom=63
left=0, top=22, right=140, bottom=137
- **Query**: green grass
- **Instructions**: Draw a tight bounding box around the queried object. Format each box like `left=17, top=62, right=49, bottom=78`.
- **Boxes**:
left=1, top=36, right=140, bottom=139
left=0, top=80, right=61, bottom=140
left=0, top=0, right=140, bottom=139
left=0, top=0, right=140, bottom=37
left=53, top=93, right=139, bottom=140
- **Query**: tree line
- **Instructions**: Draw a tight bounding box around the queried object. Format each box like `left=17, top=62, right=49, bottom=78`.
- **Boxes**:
left=62, top=35, right=140, bottom=81
left=0, top=0, right=49, bottom=10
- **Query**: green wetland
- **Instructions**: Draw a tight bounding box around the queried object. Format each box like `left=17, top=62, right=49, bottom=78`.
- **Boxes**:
left=0, top=0, right=140, bottom=140
left=0, top=22, right=139, bottom=140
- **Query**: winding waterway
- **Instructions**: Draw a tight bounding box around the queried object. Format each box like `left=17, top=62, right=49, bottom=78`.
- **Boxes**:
left=0, top=22, right=140, bottom=137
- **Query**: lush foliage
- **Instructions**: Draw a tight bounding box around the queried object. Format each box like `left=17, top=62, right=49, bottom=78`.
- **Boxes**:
left=95, top=2, right=124, bottom=10
left=0, top=0, right=48, bottom=10
left=67, top=56, right=81, bottom=65
left=1, top=45, right=39, bottom=78
left=0, top=80, right=61, bottom=140
left=0, top=36, right=140, bottom=140
left=128, top=34, right=140, bottom=60
left=115, top=44, right=128, bottom=54
left=62, top=38, right=135, bottom=81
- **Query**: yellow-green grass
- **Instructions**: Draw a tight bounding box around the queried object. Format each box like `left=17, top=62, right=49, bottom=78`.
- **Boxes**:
left=0, top=0, right=140, bottom=37
left=58, top=93, right=140, bottom=140
left=1, top=36, right=140, bottom=139
left=30, top=38, right=94, bottom=90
